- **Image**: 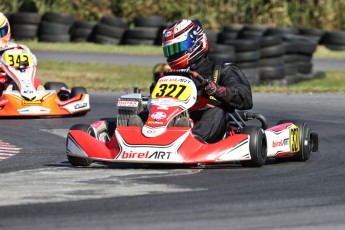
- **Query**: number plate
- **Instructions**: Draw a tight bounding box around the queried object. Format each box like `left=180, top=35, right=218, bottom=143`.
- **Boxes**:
left=290, top=124, right=300, bottom=153
left=151, top=82, right=192, bottom=101
left=2, top=49, right=33, bottom=67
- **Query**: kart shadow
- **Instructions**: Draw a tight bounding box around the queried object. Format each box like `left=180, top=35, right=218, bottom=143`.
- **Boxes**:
left=51, top=161, right=254, bottom=170
left=49, top=158, right=289, bottom=170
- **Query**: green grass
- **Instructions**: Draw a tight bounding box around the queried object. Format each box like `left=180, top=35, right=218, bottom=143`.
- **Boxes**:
left=36, top=60, right=345, bottom=92
left=253, top=71, right=345, bottom=93
left=23, top=40, right=163, bottom=55
left=21, top=40, right=345, bottom=59
left=36, top=61, right=153, bottom=91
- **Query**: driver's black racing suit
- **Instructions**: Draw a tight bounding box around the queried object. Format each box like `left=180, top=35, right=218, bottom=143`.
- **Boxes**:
left=188, top=58, right=253, bottom=143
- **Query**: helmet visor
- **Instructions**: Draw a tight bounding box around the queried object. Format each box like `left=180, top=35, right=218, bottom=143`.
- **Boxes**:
left=163, top=36, right=194, bottom=58
left=0, top=24, right=9, bottom=38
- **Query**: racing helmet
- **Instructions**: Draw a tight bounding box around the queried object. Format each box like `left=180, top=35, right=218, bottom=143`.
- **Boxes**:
left=162, top=19, right=208, bottom=69
left=0, top=12, right=11, bottom=46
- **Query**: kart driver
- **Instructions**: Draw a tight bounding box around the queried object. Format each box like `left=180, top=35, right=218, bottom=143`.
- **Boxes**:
left=132, top=19, right=253, bottom=143
left=0, top=12, right=40, bottom=94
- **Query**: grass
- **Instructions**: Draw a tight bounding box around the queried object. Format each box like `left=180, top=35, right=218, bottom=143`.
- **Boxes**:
left=36, top=60, right=345, bottom=92
left=23, top=40, right=162, bottom=55
left=253, top=71, right=345, bottom=93
left=21, top=40, right=345, bottom=59
left=36, top=61, right=153, bottom=91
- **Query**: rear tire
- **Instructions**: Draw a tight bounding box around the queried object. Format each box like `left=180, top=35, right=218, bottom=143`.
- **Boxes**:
left=67, top=124, right=95, bottom=166
left=70, top=87, right=87, bottom=98
left=241, top=126, right=267, bottom=167
left=276, top=120, right=312, bottom=161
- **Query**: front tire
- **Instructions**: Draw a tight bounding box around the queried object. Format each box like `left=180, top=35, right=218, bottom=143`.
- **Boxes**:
left=67, top=124, right=95, bottom=166
left=241, top=126, right=267, bottom=167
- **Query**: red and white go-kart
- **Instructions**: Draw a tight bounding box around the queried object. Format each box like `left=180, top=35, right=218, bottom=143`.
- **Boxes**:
left=66, top=70, right=318, bottom=167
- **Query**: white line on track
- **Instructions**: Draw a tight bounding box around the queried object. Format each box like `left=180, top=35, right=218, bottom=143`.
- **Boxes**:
left=0, top=140, right=20, bottom=161
left=0, top=167, right=204, bottom=207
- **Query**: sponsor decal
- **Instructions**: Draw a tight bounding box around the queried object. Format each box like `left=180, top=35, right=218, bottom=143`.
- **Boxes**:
left=159, top=77, right=177, bottom=82
left=121, top=150, right=172, bottom=160
left=22, top=99, right=42, bottom=106
left=151, top=112, right=166, bottom=120
left=74, top=102, right=88, bottom=109
left=272, top=138, right=289, bottom=147
left=117, top=100, right=139, bottom=107
left=147, top=121, right=163, bottom=125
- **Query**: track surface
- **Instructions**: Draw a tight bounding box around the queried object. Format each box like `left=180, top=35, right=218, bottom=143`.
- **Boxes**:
left=1, top=92, right=344, bottom=230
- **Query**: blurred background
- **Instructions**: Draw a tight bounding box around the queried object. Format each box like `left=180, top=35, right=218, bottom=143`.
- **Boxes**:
left=2, top=0, right=345, bottom=88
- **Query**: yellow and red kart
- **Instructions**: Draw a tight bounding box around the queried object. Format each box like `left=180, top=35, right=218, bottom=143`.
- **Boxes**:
left=0, top=48, right=90, bottom=116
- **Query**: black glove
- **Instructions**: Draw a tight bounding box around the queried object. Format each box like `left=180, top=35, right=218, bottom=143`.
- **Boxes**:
left=204, top=79, right=228, bottom=98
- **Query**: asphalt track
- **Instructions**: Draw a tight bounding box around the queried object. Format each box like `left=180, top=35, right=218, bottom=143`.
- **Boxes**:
left=0, top=52, right=345, bottom=229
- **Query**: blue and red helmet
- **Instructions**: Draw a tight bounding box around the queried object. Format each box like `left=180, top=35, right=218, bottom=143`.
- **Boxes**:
left=162, top=19, right=208, bottom=69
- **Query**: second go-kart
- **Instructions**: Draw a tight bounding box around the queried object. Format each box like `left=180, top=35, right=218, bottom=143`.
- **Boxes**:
left=0, top=48, right=90, bottom=116
left=66, top=70, right=318, bottom=167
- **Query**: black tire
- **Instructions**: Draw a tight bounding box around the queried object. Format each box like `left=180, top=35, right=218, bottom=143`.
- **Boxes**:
left=260, top=34, right=283, bottom=47
left=42, top=12, right=74, bottom=25
left=283, top=41, right=298, bottom=54
left=39, top=21, right=71, bottom=35
left=70, top=87, right=87, bottom=98
left=236, top=50, right=261, bottom=62
left=222, top=38, right=261, bottom=52
left=223, top=24, right=244, bottom=32
left=38, top=34, right=71, bottom=43
left=123, top=38, right=155, bottom=46
left=67, top=124, right=95, bottom=166
left=258, top=56, right=284, bottom=67
left=94, top=23, right=125, bottom=39
left=72, top=20, right=96, bottom=29
left=44, top=82, right=68, bottom=92
left=241, top=126, right=267, bottom=167
left=283, top=34, right=318, bottom=54
left=134, top=15, right=165, bottom=28
left=100, top=117, right=117, bottom=138
left=10, top=12, right=41, bottom=25
left=264, top=27, right=299, bottom=36
left=297, top=62, right=313, bottom=74
left=321, top=31, right=345, bottom=45
left=323, top=43, right=345, bottom=51
left=70, top=28, right=93, bottom=39
left=283, top=54, right=297, bottom=63
left=260, top=44, right=285, bottom=58
left=284, top=63, right=298, bottom=76
left=239, top=67, right=259, bottom=85
left=217, top=32, right=239, bottom=43
left=123, top=27, right=160, bottom=40
left=11, top=24, right=38, bottom=39
left=259, top=66, right=285, bottom=80
left=205, top=30, right=219, bottom=43
left=100, top=15, right=128, bottom=28
left=92, top=34, right=121, bottom=45
left=276, top=120, right=313, bottom=161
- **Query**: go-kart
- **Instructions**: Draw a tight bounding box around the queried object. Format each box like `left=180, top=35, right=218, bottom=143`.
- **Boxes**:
left=0, top=48, right=90, bottom=116
left=66, top=70, right=318, bottom=167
